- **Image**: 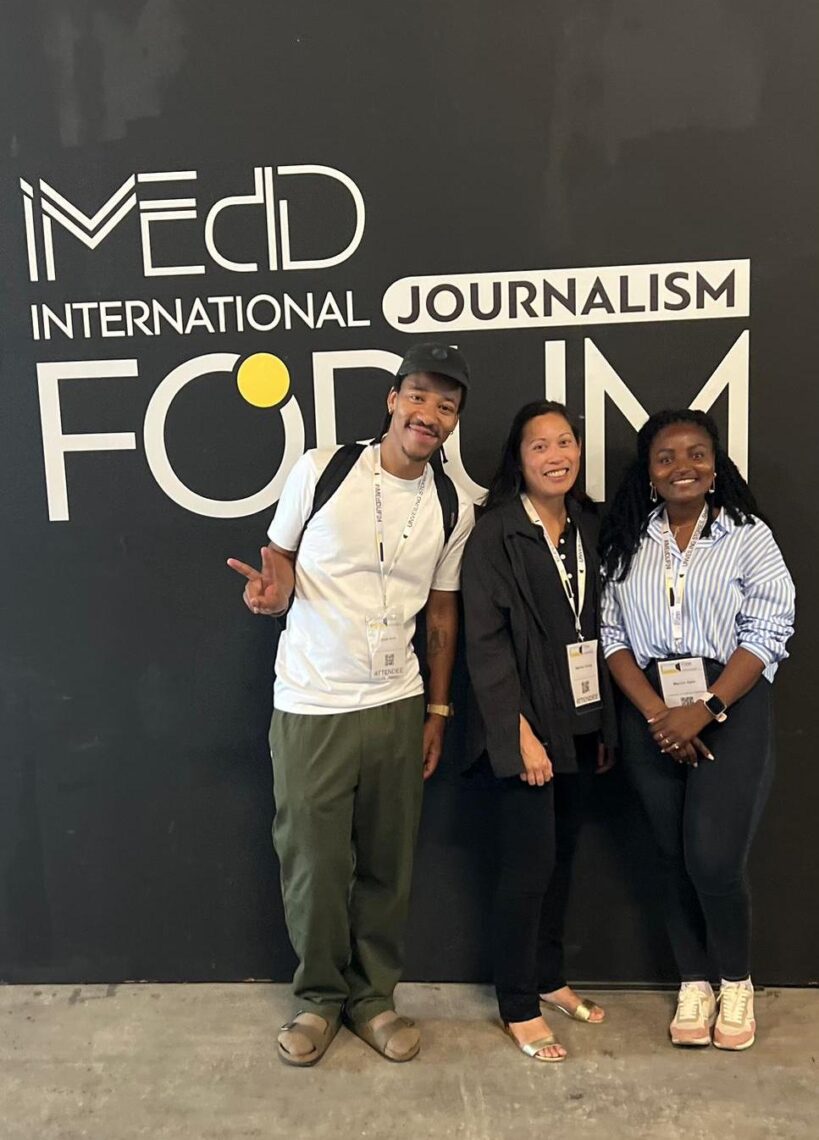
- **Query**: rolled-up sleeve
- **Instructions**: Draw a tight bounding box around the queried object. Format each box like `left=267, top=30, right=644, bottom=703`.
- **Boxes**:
left=736, top=522, right=795, bottom=667
left=600, top=579, right=631, bottom=659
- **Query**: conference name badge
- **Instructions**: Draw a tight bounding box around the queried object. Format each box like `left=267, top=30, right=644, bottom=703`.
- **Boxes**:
left=658, top=657, right=708, bottom=707
left=566, top=639, right=601, bottom=707
left=366, top=608, right=406, bottom=680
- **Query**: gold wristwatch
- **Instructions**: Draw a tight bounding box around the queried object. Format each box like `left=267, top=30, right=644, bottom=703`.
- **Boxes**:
left=426, top=703, right=455, bottom=718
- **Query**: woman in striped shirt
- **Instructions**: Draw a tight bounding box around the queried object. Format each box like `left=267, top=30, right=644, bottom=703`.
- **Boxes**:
left=600, top=409, right=794, bottom=1052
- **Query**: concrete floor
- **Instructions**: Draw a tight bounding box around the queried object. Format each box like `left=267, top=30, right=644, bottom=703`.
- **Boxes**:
left=1, top=983, right=816, bottom=1140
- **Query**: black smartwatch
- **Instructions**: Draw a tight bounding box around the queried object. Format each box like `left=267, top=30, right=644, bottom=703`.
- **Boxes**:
left=702, top=692, right=728, bottom=723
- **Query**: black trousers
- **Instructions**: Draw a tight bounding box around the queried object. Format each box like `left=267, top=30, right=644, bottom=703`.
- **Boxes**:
left=492, top=733, right=597, bottom=1024
left=621, top=664, right=774, bottom=983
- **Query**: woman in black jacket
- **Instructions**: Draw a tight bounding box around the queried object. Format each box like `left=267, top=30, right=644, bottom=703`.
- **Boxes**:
left=462, top=400, right=616, bottom=1062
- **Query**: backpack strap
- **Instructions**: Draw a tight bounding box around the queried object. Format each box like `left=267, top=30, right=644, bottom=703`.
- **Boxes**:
left=429, top=449, right=459, bottom=545
left=274, top=443, right=367, bottom=629
left=307, top=441, right=458, bottom=543
left=281, top=441, right=457, bottom=629
left=432, top=469, right=459, bottom=545
left=304, top=442, right=367, bottom=529
left=276, top=443, right=458, bottom=629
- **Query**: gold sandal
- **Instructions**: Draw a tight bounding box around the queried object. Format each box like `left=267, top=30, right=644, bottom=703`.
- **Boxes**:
left=540, top=995, right=606, bottom=1023
left=502, top=1022, right=566, bottom=1062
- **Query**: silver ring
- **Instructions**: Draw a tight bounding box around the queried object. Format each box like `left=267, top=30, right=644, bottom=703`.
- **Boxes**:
left=671, top=743, right=680, bottom=751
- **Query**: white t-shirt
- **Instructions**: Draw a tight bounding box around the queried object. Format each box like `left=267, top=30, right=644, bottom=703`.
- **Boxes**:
left=267, top=446, right=475, bottom=714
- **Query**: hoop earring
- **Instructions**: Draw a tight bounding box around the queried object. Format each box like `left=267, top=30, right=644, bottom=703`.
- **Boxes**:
left=649, top=482, right=658, bottom=503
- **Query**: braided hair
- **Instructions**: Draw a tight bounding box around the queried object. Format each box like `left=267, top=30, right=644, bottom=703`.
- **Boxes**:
left=484, top=400, right=586, bottom=511
left=599, top=409, right=763, bottom=582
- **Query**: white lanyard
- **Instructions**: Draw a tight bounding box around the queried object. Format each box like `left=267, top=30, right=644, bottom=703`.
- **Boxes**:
left=522, top=494, right=587, bottom=640
left=372, top=444, right=427, bottom=610
left=660, top=504, right=709, bottom=650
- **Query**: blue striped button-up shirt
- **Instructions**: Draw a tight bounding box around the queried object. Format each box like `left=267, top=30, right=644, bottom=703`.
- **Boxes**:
left=600, top=509, right=795, bottom=681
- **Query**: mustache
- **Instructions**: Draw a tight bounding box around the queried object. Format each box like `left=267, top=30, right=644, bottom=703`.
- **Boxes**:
left=407, top=419, right=440, bottom=438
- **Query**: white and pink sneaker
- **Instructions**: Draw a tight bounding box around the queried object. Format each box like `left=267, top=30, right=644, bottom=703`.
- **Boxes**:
left=669, top=981, right=717, bottom=1047
left=714, top=979, right=756, bottom=1051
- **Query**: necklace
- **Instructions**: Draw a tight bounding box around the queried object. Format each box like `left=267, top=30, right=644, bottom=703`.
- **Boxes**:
left=671, top=514, right=703, bottom=544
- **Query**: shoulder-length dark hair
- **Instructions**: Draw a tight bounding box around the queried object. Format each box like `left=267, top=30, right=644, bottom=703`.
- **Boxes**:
left=599, top=408, right=763, bottom=582
left=483, top=400, right=586, bottom=512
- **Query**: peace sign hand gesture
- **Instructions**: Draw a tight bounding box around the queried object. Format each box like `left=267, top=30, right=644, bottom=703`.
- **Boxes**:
left=227, top=546, right=290, bottom=616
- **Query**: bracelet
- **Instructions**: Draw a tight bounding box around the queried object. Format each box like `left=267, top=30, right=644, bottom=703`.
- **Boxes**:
left=426, top=703, right=455, bottom=718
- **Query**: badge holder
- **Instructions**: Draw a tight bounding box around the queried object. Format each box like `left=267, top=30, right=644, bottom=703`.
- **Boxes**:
left=657, top=657, right=708, bottom=707
left=566, top=639, right=601, bottom=707
left=366, top=607, right=406, bottom=680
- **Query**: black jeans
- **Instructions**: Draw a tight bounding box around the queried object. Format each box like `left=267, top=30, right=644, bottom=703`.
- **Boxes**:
left=621, top=663, right=774, bottom=983
left=492, top=733, right=597, bottom=1024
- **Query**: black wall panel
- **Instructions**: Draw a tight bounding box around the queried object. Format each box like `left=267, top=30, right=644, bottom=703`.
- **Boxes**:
left=0, top=1, right=816, bottom=983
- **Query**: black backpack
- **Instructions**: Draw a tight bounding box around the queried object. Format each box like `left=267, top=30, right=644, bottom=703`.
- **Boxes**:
left=277, top=441, right=460, bottom=626
left=305, top=441, right=459, bottom=540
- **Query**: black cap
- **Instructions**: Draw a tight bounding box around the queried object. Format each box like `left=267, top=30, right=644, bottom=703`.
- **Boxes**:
left=396, top=342, right=470, bottom=390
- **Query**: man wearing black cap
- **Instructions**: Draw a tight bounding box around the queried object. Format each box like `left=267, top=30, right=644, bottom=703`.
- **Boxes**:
left=228, top=343, right=474, bottom=1067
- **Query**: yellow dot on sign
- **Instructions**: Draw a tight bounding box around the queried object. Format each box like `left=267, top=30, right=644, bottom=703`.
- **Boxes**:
left=236, top=353, right=291, bottom=408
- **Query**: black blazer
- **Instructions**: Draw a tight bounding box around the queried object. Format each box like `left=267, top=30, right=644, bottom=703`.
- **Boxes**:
left=461, top=495, right=617, bottom=778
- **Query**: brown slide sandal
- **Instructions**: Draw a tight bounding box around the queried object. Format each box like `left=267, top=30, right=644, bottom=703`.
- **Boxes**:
left=277, top=1012, right=338, bottom=1067
left=351, top=1011, right=420, bottom=1062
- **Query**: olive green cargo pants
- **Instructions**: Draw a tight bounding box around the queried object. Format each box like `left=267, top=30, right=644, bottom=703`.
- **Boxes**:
left=269, top=695, right=425, bottom=1027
